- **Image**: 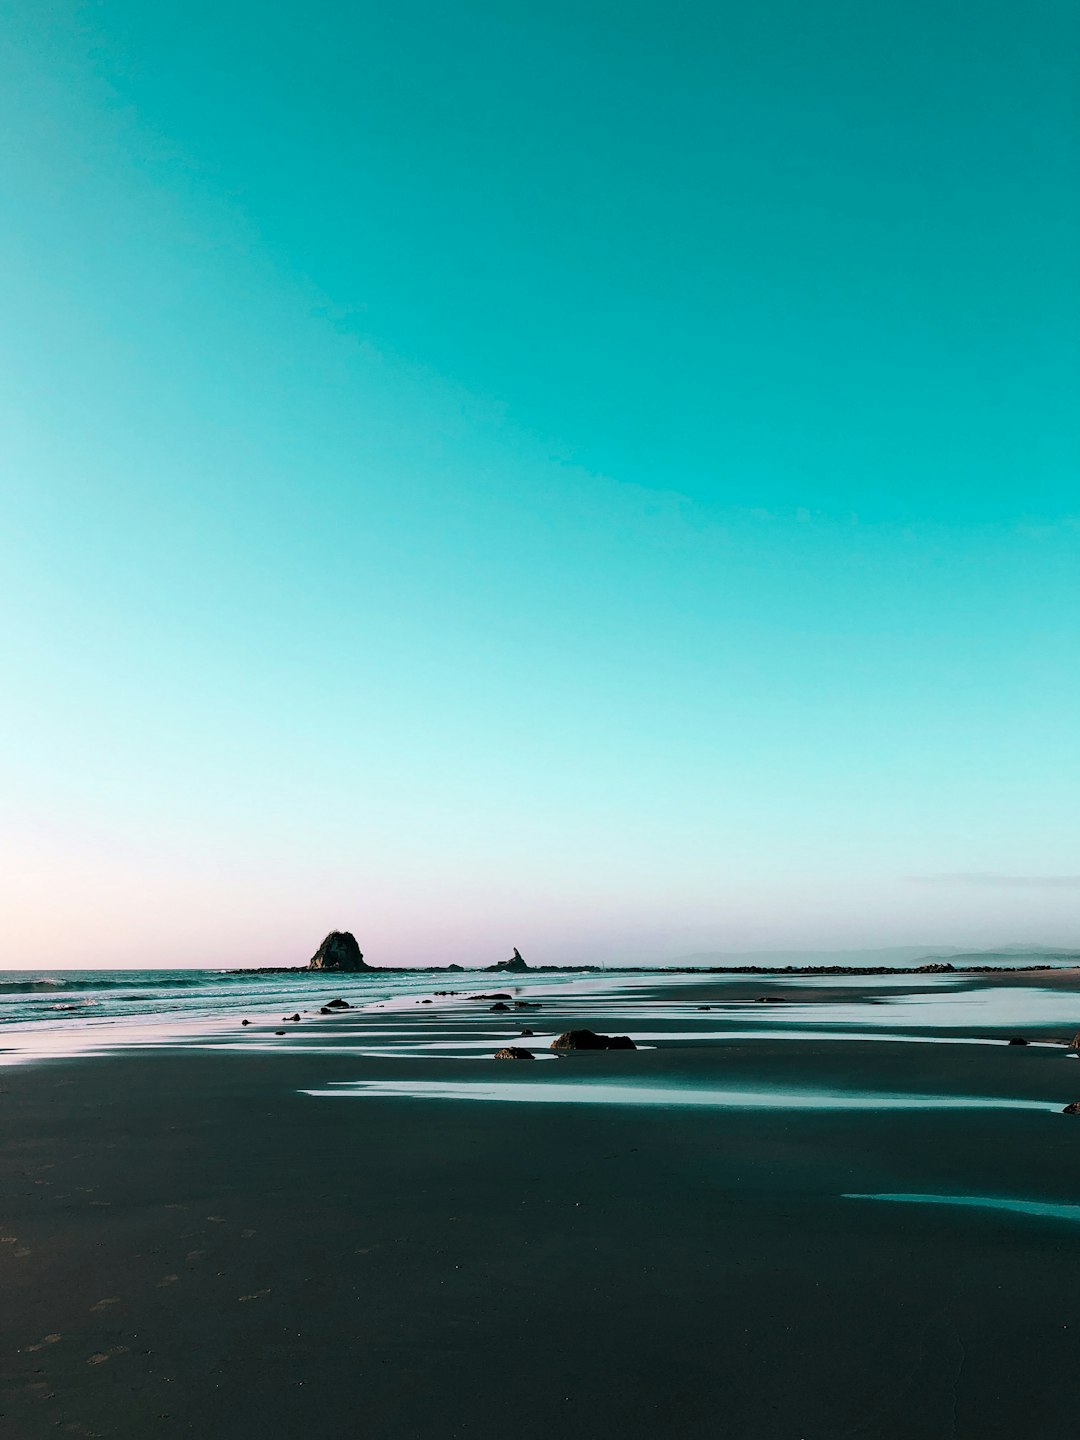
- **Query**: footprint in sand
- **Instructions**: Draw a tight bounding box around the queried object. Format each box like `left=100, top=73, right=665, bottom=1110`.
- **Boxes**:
left=240, top=1228, right=256, bottom=1238
left=25, top=1335, right=62, bottom=1352
left=207, top=1216, right=226, bottom=1223
left=156, top=1275, right=179, bottom=1287
left=14, top=1246, right=31, bottom=1257
left=1, top=1236, right=18, bottom=1244
left=90, top=1298, right=120, bottom=1313
left=238, top=1288, right=271, bottom=1302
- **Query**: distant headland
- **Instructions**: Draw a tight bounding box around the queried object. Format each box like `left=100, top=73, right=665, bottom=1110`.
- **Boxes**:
left=227, top=934, right=1080, bottom=977
left=229, top=936, right=598, bottom=976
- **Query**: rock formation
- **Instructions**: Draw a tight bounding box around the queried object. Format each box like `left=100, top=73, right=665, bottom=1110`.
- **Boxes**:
left=550, top=1029, right=637, bottom=1051
left=308, top=931, right=368, bottom=972
left=489, top=947, right=529, bottom=973
left=494, top=1046, right=535, bottom=1060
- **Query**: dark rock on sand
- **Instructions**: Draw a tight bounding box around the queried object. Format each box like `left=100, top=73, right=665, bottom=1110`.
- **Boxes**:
left=915, top=962, right=956, bottom=972
left=475, top=992, right=512, bottom=1000
left=698, top=1005, right=712, bottom=1010
left=494, top=1046, right=535, bottom=1060
left=447, top=963, right=464, bottom=971
left=551, top=1029, right=637, bottom=1051
left=241, top=1019, right=251, bottom=1026
left=275, top=1030, right=286, bottom=1036
left=490, top=1002, right=511, bottom=1011
left=326, top=998, right=351, bottom=1009
left=520, top=1028, right=535, bottom=1037
left=308, top=931, right=369, bottom=972
left=283, top=1014, right=301, bottom=1022
left=1062, top=1102, right=1080, bottom=1115
left=514, top=1000, right=542, bottom=1009
left=1007, top=1037, right=1029, bottom=1046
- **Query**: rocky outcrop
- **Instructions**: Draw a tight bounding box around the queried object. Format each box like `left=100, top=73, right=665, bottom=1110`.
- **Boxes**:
left=490, top=1001, right=511, bottom=1011
left=914, top=962, right=956, bottom=973
left=488, top=947, right=529, bottom=973
left=1062, top=1102, right=1080, bottom=1115
left=1007, top=1037, right=1029, bottom=1046
left=308, top=932, right=368, bottom=972
left=550, top=1029, right=637, bottom=1051
left=494, top=1046, right=535, bottom=1060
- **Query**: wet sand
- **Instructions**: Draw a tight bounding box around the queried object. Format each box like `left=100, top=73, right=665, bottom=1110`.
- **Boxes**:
left=4, top=973, right=1080, bottom=1438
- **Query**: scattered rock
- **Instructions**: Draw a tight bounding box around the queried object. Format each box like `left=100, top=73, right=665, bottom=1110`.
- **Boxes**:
left=494, top=1046, right=535, bottom=1060
left=914, top=962, right=956, bottom=973
left=551, top=1029, right=637, bottom=1051
left=490, top=1002, right=511, bottom=1011
left=308, top=931, right=368, bottom=972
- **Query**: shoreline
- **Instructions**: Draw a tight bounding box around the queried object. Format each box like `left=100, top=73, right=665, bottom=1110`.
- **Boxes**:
left=6, top=968, right=1080, bottom=1437
left=227, top=960, right=1080, bottom=976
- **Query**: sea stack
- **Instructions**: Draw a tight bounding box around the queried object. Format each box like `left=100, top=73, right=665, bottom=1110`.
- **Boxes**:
left=490, top=946, right=529, bottom=973
left=308, top=931, right=369, bottom=972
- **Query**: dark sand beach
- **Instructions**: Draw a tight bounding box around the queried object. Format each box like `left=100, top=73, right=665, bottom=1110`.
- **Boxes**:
left=4, top=970, right=1080, bottom=1438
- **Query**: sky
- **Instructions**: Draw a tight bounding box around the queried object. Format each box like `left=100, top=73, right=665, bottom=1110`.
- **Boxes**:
left=1, top=0, right=1078, bottom=968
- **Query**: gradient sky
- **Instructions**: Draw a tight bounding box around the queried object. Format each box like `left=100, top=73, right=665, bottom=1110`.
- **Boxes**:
left=2, top=0, right=1078, bottom=968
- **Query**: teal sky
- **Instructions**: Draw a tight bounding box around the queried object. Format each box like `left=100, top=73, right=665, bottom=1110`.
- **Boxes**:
left=2, top=1, right=1078, bottom=967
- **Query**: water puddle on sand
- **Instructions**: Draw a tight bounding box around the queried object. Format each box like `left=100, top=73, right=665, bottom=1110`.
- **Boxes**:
left=302, top=1079, right=1062, bottom=1111
left=846, top=1193, right=1080, bottom=1223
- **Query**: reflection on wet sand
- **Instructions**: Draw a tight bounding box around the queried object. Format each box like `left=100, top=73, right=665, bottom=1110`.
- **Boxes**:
left=846, top=1192, right=1080, bottom=1223
left=302, top=1077, right=1063, bottom=1111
